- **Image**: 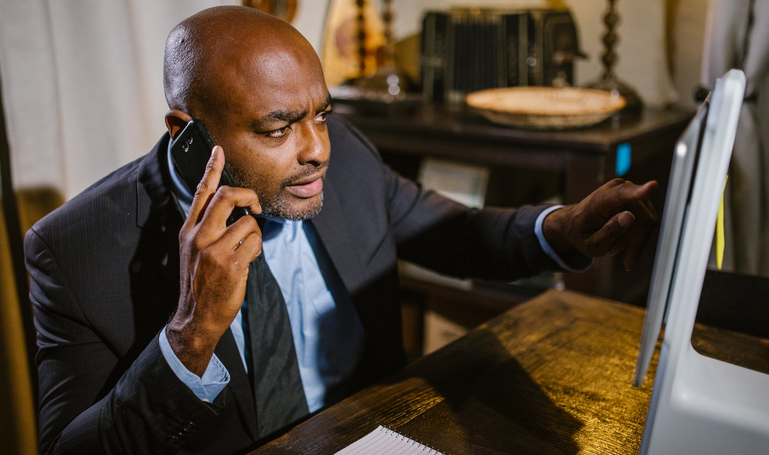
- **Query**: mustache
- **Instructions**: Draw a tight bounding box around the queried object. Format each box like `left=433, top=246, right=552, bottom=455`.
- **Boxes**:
left=282, top=162, right=329, bottom=187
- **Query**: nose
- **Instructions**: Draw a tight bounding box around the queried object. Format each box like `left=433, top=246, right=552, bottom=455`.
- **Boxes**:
left=297, top=120, right=330, bottom=167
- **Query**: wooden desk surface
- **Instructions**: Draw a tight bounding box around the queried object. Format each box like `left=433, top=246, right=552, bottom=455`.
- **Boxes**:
left=254, top=290, right=659, bottom=454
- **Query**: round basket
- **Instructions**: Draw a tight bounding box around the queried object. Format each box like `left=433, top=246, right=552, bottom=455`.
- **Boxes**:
left=466, top=86, right=627, bottom=130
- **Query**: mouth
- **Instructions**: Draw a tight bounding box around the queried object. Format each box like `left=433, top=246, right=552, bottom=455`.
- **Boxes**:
left=285, top=171, right=326, bottom=198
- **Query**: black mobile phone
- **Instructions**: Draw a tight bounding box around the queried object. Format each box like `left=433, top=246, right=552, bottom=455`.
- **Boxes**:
left=170, top=119, right=251, bottom=224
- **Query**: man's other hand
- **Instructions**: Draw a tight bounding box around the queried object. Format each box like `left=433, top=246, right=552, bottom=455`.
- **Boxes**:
left=543, top=178, right=660, bottom=271
left=168, top=146, right=263, bottom=377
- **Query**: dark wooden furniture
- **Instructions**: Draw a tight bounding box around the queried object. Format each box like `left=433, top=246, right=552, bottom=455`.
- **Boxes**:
left=252, top=289, right=769, bottom=454
left=336, top=104, right=693, bottom=304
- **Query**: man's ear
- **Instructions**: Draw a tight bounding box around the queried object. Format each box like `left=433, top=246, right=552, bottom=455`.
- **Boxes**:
left=165, top=110, right=193, bottom=140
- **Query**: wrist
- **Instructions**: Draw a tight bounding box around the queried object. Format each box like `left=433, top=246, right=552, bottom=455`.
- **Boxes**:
left=166, top=322, right=218, bottom=377
left=542, top=206, right=575, bottom=254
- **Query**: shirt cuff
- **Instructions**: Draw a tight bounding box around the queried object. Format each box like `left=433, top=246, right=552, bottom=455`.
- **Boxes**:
left=535, top=205, right=593, bottom=273
left=159, top=326, right=230, bottom=402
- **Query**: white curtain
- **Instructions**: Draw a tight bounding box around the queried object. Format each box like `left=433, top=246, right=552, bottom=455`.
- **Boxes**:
left=701, top=0, right=769, bottom=275
left=0, top=0, right=237, bottom=200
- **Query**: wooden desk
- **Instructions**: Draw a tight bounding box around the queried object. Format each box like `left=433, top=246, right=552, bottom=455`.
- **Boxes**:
left=254, top=290, right=658, bottom=454
left=253, top=289, right=768, bottom=454
left=336, top=104, right=693, bottom=303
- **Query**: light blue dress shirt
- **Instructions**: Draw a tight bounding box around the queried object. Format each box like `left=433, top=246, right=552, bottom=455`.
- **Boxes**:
left=160, top=141, right=587, bottom=410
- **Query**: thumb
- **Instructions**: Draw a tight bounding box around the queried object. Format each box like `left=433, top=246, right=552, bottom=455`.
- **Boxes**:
left=583, top=210, right=635, bottom=256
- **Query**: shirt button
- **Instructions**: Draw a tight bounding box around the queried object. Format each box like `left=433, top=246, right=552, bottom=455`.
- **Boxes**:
left=165, top=435, right=180, bottom=446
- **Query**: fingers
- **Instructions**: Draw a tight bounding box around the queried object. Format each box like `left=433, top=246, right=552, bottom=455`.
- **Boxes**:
left=605, top=201, right=658, bottom=270
left=197, top=186, right=261, bottom=233
left=188, top=146, right=224, bottom=225
left=621, top=216, right=657, bottom=270
left=640, top=196, right=660, bottom=223
left=219, top=214, right=261, bottom=253
left=615, top=180, right=658, bottom=205
left=608, top=237, right=631, bottom=256
left=600, top=178, right=625, bottom=190
left=582, top=210, right=635, bottom=256
left=619, top=188, right=660, bottom=270
left=183, top=144, right=261, bottom=237
left=592, top=180, right=658, bottom=217
left=232, top=232, right=263, bottom=265
left=569, top=178, right=660, bottom=266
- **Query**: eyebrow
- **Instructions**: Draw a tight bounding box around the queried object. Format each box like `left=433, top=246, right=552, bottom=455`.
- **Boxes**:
left=316, top=95, right=332, bottom=114
left=253, top=95, right=333, bottom=131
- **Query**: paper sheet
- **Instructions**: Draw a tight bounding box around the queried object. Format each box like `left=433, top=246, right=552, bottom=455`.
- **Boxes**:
left=334, top=426, right=444, bottom=455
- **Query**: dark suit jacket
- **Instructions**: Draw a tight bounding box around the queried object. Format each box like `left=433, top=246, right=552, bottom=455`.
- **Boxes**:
left=26, top=115, right=563, bottom=455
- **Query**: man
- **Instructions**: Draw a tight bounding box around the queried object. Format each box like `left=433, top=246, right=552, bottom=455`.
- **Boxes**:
left=26, top=6, right=658, bottom=455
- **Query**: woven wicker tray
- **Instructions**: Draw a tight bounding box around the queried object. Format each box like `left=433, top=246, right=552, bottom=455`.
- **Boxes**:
left=466, top=86, right=627, bottom=130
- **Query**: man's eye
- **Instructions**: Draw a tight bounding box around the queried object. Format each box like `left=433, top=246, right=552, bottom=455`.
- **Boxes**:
left=316, top=110, right=332, bottom=123
left=265, top=126, right=290, bottom=138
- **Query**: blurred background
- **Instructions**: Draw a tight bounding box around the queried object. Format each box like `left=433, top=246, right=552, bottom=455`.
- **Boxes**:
left=0, top=0, right=703, bottom=202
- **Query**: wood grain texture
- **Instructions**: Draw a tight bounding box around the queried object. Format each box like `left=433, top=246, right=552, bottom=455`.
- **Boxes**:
left=253, top=290, right=660, bottom=454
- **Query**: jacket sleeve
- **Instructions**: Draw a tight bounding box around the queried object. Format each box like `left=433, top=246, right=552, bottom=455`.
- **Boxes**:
left=360, top=146, right=591, bottom=280
left=26, top=227, right=225, bottom=455
left=336, top=117, right=585, bottom=281
left=383, top=166, right=559, bottom=280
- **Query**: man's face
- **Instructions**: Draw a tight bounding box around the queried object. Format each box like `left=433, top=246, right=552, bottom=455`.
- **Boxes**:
left=200, top=46, right=332, bottom=221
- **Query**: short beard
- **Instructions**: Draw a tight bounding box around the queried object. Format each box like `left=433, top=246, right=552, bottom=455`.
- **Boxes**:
left=226, top=162, right=325, bottom=221
left=261, top=190, right=324, bottom=221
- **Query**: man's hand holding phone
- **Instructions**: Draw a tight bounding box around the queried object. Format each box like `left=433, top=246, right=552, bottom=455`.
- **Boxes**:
left=167, top=146, right=262, bottom=377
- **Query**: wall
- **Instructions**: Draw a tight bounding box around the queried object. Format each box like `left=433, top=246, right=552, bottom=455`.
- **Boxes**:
left=668, top=0, right=709, bottom=109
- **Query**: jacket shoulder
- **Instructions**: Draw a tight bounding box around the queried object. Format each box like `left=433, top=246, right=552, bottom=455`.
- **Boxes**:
left=27, top=155, right=145, bottom=247
left=327, top=114, right=384, bottom=164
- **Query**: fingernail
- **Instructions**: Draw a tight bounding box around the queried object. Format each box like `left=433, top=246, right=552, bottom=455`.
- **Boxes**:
left=210, top=145, right=219, bottom=160
left=618, top=211, right=635, bottom=228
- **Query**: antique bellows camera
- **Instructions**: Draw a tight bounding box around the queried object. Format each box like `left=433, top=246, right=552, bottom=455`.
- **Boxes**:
left=421, top=8, right=582, bottom=104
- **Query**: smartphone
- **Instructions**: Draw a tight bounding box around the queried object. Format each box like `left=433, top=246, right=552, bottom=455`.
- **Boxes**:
left=170, top=119, right=252, bottom=224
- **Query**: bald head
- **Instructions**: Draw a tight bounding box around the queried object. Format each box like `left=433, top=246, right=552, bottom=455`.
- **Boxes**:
left=162, top=6, right=332, bottom=221
left=163, top=6, right=319, bottom=116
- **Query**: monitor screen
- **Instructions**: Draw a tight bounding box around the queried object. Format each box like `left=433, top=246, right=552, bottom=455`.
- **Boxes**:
left=633, top=99, right=710, bottom=387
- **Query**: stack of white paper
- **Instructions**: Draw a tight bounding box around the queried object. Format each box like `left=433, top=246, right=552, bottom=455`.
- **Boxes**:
left=335, top=426, right=444, bottom=455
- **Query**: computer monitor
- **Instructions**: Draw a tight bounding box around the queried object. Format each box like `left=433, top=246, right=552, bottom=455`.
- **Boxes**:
left=634, top=69, right=769, bottom=454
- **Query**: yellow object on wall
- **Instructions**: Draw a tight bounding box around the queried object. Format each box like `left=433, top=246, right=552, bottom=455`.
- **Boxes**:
left=322, top=0, right=385, bottom=86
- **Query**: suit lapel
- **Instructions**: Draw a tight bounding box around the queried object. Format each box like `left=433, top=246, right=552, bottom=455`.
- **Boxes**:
left=134, top=135, right=186, bottom=305
left=310, top=164, right=388, bottom=346
left=135, top=134, right=258, bottom=440
left=309, top=178, right=369, bottom=297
